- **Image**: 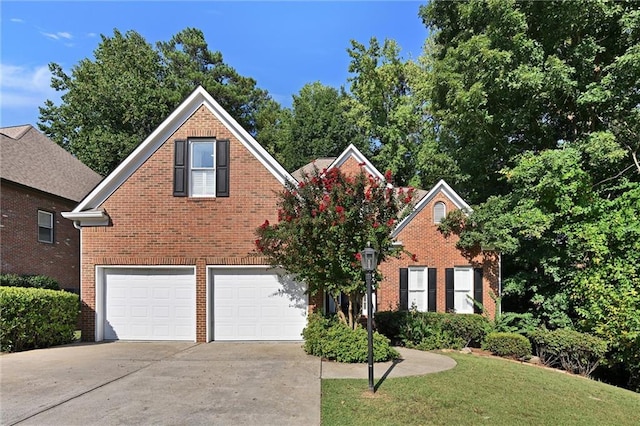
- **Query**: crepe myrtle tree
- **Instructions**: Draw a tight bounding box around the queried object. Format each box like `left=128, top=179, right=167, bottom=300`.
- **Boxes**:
left=255, top=165, right=416, bottom=329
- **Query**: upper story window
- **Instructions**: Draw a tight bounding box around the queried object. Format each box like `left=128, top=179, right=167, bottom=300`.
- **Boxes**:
left=190, top=141, right=216, bottom=197
left=434, top=201, right=446, bottom=223
left=173, top=139, right=230, bottom=198
left=38, top=210, right=54, bottom=243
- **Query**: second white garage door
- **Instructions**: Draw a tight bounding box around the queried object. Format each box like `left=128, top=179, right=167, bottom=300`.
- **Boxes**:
left=212, top=269, right=307, bottom=341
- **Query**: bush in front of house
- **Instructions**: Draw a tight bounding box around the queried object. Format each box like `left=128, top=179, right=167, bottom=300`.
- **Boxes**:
left=302, top=313, right=399, bottom=363
left=482, top=332, right=532, bottom=359
left=528, top=328, right=607, bottom=377
left=0, top=274, right=60, bottom=290
left=375, top=310, right=490, bottom=349
left=0, top=287, right=78, bottom=352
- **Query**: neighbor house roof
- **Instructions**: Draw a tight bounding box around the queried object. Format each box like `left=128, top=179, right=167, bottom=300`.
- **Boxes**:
left=291, top=157, right=336, bottom=181
left=0, top=125, right=103, bottom=202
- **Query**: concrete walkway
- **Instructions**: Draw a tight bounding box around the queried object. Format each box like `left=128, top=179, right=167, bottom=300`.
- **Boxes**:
left=321, top=347, right=456, bottom=379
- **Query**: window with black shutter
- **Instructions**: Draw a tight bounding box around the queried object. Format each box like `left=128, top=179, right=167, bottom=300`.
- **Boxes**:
left=173, top=139, right=230, bottom=198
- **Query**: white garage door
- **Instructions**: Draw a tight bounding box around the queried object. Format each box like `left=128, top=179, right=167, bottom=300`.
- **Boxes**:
left=104, top=268, right=196, bottom=341
left=212, top=269, right=307, bottom=341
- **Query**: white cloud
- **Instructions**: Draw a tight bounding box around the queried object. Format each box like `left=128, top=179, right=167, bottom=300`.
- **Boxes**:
left=0, top=63, right=59, bottom=109
left=87, top=32, right=97, bottom=38
left=10, top=18, right=25, bottom=23
left=40, top=31, right=74, bottom=41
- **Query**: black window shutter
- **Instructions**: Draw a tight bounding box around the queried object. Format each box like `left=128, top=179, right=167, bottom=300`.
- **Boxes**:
left=216, top=139, right=230, bottom=197
left=428, top=268, right=437, bottom=312
left=445, top=268, right=454, bottom=312
left=474, top=268, right=484, bottom=314
left=399, top=268, right=408, bottom=311
left=173, top=140, right=188, bottom=197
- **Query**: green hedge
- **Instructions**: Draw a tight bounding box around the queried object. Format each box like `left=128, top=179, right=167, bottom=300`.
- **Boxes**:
left=0, top=274, right=60, bottom=290
left=0, top=287, right=78, bottom=352
left=302, top=313, right=399, bottom=363
left=529, top=328, right=607, bottom=377
left=483, top=332, right=532, bottom=358
left=375, top=310, right=490, bottom=349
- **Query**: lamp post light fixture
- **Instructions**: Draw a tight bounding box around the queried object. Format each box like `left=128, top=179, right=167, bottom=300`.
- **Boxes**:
left=360, top=242, right=378, bottom=393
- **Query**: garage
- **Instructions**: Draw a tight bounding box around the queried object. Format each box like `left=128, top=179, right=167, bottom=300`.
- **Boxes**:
left=211, top=268, right=307, bottom=341
left=103, top=268, right=196, bottom=341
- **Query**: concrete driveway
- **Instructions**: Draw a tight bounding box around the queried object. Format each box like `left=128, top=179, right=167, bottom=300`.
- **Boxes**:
left=0, top=342, right=320, bottom=426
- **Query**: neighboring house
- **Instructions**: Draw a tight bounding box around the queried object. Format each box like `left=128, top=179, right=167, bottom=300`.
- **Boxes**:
left=0, top=125, right=103, bottom=292
left=64, top=86, right=498, bottom=343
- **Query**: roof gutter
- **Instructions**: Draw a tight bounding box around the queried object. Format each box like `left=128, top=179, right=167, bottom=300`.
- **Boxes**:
left=61, top=210, right=110, bottom=228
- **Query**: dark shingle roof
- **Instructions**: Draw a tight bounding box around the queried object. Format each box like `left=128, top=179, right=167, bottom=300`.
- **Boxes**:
left=291, top=158, right=336, bottom=181
left=0, top=125, right=103, bottom=202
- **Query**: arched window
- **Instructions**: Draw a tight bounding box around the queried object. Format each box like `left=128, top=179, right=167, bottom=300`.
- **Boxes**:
left=434, top=202, right=446, bottom=223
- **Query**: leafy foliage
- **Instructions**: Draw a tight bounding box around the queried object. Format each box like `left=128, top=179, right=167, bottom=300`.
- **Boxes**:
left=482, top=332, right=532, bottom=359
left=529, top=328, right=608, bottom=377
left=426, top=0, right=640, bottom=388
left=375, top=311, right=490, bottom=349
left=39, top=28, right=272, bottom=176
left=272, top=82, right=369, bottom=172
left=256, top=166, right=414, bottom=328
left=0, top=274, right=60, bottom=290
left=0, top=287, right=78, bottom=352
left=347, top=38, right=462, bottom=188
left=302, top=313, right=399, bottom=363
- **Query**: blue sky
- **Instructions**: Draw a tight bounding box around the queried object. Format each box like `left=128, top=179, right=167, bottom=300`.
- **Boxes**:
left=0, top=1, right=428, bottom=127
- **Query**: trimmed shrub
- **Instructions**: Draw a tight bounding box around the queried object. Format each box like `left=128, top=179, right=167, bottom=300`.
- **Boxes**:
left=0, top=287, right=78, bottom=352
left=375, top=310, right=489, bottom=349
left=529, top=328, right=607, bottom=377
left=302, top=313, right=399, bottom=363
left=483, top=332, right=532, bottom=359
left=0, top=274, right=60, bottom=290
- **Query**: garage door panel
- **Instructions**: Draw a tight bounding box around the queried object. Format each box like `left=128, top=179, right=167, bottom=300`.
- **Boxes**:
left=212, top=269, right=307, bottom=341
left=104, top=268, right=195, bottom=341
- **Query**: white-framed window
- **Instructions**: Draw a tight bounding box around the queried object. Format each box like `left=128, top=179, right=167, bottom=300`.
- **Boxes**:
left=434, top=201, right=446, bottom=223
left=38, top=210, right=54, bottom=243
left=190, top=141, right=216, bottom=197
left=408, top=266, right=428, bottom=311
left=454, top=267, right=474, bottom=314
left=361, top=292, right=377, bottom=315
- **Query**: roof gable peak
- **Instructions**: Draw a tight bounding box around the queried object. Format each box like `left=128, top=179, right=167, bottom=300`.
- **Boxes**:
left=71, top=86, right=295, bottom=214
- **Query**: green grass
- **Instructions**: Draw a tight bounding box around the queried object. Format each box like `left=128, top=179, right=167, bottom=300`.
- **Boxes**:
left=322, top=353, right=640, bottom=425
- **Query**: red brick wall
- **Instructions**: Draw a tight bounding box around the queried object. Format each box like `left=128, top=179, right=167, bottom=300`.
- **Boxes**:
left=80, top=106, right=284, bottom=341
left=377, top=194, right=499, bottom=318
left=0, top=181, right=81, bottom=291
left=333, top=157, right=499, bottom=319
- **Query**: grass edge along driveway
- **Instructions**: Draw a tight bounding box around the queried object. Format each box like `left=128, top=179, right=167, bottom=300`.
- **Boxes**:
left=322, top=352, right=640, bottom=426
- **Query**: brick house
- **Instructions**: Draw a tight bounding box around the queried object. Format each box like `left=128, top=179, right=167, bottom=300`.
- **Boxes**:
left=294, top=145, right=500, bottom=319
left=0, top=125, right=102, bottom=292
left=64, top=86, right=498, bottom=342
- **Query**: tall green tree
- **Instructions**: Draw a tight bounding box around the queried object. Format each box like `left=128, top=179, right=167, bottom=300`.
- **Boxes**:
left=275, top=82, right=368, bottom=172
left=347, top=38, right=461, bottom=188
left=39, top=28, right=272, bottom=176
left=428, top=0, right=640, bottom=389
left=421, top=0, right=639, bottom=203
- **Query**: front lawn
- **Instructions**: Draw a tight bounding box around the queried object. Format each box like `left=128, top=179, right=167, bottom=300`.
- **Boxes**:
left=322, top=352, right=640, bottom=425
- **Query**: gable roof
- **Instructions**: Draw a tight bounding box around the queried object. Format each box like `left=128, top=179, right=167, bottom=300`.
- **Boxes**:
left=392, top=179, right=471, bottom=238
left=329, top=144, right=385, bottom=181
left=0, top=125, right=103, bottom=202
left=69, top=86, right=295, bottom=216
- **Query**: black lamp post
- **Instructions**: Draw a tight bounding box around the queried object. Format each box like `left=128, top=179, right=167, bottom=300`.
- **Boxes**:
left=360, top=242, right=378, bottom=393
